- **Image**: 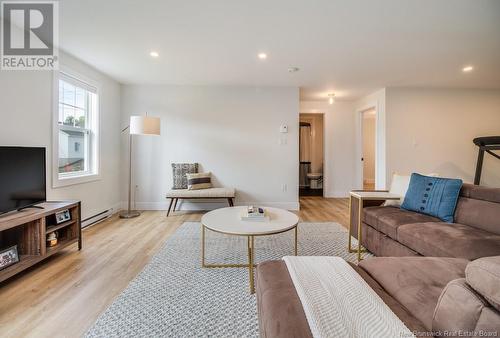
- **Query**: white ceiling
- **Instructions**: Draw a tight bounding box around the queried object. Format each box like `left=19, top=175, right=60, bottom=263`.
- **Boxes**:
left=58, top=0, right=500, bottom=101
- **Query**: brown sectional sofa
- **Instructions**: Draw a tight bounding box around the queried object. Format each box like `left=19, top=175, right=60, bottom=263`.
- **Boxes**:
left=257, top=256, right=500, bottom=338
left=256, top=259, right=433, bottom=338
left=360, top=183, right=500, bottom=260
left=257, top=184, right=500, bottom=337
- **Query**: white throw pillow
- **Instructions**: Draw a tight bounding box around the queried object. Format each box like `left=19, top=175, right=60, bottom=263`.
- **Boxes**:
left=384, top=174, right=411, bottom=207
left=384, top=173, right=439, bottom=207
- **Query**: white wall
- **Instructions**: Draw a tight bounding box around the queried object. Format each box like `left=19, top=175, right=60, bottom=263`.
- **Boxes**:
left=385, top=88, right=500, bottom=187
left=0, top=52, right=122, bottom=220
left=121, top=85, right=299, bottom=210
left=300, top=101, right=356, bottom=197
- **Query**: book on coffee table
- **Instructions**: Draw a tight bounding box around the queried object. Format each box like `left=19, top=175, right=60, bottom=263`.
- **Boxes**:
left=241, top=206, right=269, bottom=222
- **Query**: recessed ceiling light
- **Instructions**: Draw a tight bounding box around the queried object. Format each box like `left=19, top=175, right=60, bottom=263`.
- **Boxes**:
left=258, top=53, right=267, bottom=60
left=462, top=65, right=473, bottom=72
left=328, top=93, right=335, bottom=105
left=150, top=51, right=159, bottom=58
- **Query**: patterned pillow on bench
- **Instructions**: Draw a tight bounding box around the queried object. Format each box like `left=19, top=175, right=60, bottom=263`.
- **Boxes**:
left=172, top=163, right=198, bottom=189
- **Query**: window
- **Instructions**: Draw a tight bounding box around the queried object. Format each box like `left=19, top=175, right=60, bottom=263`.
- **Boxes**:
left=54, top=71, right=99, bottom=186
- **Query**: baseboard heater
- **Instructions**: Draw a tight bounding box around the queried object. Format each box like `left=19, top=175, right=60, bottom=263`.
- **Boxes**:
left=82, top=208, right=115, bottom=228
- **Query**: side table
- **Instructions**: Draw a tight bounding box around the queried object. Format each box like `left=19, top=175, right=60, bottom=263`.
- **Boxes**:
left=348, top=191, right=401, bottom=261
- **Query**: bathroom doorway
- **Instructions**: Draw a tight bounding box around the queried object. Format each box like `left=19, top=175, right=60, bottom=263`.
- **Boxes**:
left=299, top=113, right=324, bottom=196
left=361, top=108, right=376, bottom=190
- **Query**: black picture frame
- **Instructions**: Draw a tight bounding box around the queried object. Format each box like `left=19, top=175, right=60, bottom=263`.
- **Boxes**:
left=55, top=209, right=71, bottom=224
left=0, top=245, right=20, bottom=270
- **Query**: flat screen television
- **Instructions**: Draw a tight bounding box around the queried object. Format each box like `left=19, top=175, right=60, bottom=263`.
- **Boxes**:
left=0, top=147, right=46, bottom=215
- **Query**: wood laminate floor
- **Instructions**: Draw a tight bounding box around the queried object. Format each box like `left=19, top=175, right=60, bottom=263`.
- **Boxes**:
left=0, top=197, right=349, bottom=338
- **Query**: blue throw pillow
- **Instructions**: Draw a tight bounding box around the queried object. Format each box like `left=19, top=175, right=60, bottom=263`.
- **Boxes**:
left=401, top=173, right=463, bottom=223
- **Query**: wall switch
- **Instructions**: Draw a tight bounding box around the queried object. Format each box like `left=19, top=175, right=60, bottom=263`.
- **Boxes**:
left=282, top=183, right=287, bottom=192
left=280, top=125, right=288, bottom=133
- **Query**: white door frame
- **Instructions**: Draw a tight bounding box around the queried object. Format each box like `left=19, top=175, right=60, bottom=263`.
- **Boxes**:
left=320, top=112, right=326, bottom=197
left=299, top=112, right=326, bottom=197
left=357, top=105, right=378, bottom=189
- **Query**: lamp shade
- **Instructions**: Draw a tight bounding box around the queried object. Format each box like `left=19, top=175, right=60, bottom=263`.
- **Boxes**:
left=129, top=115, right=161, bottom=135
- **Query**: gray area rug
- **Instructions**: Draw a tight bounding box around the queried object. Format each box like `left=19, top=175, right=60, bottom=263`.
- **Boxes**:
left=86, top=222, right=370, bottom=338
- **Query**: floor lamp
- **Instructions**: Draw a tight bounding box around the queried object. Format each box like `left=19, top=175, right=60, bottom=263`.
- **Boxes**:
left=119, top=115, right=161, bottom=219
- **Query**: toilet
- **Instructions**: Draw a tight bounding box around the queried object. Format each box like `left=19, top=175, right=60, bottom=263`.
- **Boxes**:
left=307, top=173, right=323, bottom=189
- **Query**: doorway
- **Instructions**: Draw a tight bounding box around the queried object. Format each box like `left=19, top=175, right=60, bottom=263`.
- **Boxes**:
left=299, top=113, right=324, bottom=196
left=361, top=108, right=376, bottom=190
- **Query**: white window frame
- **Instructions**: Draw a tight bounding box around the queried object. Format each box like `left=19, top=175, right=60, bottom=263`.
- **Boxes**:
left=52, top=66, right=101, bottom=188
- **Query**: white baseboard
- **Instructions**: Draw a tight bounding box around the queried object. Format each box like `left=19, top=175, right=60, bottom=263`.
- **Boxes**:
left=251, top=202, right=300, bottom=210
left=82, top=202, right=121, bottom=227
left=127, top=200, right=300, bottom=211
left=324, top=191, right=349, bottom=198
left=134, top=201, right=225, bottom=211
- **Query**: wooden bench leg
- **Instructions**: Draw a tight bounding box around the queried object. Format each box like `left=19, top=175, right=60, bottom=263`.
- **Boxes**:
left=228, top=198, right=234, bottom=207
left=167, top=198, right=174, bottom=217
left=173, top=198, right=179, bottom=211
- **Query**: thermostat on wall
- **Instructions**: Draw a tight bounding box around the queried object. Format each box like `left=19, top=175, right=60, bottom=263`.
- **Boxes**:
left=280, top=125, right=288, bottom=133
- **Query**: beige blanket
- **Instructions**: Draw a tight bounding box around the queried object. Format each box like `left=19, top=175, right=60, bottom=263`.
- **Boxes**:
left=283, top=256, right=415, bottom=338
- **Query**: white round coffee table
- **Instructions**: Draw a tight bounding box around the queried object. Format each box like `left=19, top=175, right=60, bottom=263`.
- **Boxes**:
left=201, top=206, right=299, bottom=293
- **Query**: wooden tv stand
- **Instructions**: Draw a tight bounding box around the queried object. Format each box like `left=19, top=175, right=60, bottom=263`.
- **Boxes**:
left=0, top=201, right=81, bottom=283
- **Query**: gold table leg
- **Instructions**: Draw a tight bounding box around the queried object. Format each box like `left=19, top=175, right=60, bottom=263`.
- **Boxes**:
left=348, top=195, right=354, bottom=252
left=294, top=225, right=298, bottom=256
left=201, top=225, right=297, bottom=294
left=357, top=198, right=363, bottom=262
left=347, top=196, right=366, bottom=257
left=248, top=236, right=254, bottom=294
left=202, top=225, right=253, bottom=268
left=202, top=224, right=206, bottom=267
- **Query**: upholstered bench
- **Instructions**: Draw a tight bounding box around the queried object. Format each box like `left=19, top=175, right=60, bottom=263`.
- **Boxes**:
left=165, top=187, right=235, bottom=216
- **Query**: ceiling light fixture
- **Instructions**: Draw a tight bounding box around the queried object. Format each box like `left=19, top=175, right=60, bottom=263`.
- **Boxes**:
left=462, top=65, right=473, bottom=72
left=328, top=93, right=335, bottom=105
left=258, top=53, right=267, bottom=60
left=150, top=51, right=159, bottom=58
